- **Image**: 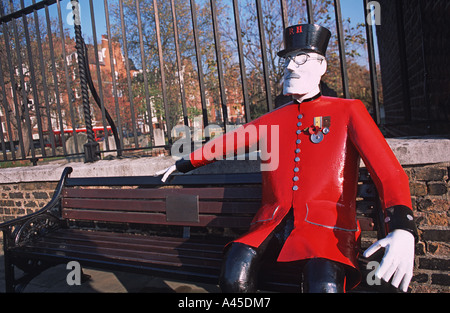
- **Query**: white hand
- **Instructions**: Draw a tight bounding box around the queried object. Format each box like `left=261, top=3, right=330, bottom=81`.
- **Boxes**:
left=155, top=165, right=176, bottom=182
left=363, top=229, right=415, bottom=292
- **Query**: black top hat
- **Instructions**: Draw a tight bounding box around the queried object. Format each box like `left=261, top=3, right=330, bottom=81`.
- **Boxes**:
left=278, top=24, right=331, bottom=57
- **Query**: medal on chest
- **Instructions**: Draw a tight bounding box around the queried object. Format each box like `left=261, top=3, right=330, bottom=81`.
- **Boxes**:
left=310, top=131, right=324, bottom=143
left=304, top=116, right=331, bottom=144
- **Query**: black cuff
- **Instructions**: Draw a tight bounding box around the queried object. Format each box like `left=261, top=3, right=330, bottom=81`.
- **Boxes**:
left=385, top=205, right=419, bottom=243
left=175, top=158, right=195, bottom=173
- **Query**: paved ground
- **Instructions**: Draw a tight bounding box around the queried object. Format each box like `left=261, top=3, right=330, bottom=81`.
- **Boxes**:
left=0, top=250, right=221, bottom=293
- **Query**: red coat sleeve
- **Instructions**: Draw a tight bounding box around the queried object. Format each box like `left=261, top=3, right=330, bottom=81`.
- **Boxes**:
left=348, top=100, right=412, bottom=210
left=187, top=116, right=265, bottom=169
left=348, top=100, right=418, bottom=240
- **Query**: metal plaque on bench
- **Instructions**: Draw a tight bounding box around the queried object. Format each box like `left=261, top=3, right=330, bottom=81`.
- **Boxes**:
left=165, top=195, right=199, bottom=223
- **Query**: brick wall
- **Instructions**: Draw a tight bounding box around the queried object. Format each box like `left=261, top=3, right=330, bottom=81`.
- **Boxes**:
left=0, top=181, right=57, bottom=223
left=406, top=162, right=450, bottom=292
left=0, top=163, right=448, bottom=292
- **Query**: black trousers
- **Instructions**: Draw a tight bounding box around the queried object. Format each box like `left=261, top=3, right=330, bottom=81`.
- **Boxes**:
left=219, top=211, right=346, bottom=293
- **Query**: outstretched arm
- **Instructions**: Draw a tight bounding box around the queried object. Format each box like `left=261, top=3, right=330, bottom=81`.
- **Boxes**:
left=155, top=116, right=267, bottom=182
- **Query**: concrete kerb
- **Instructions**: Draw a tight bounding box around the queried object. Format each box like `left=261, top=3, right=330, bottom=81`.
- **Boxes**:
left=0, top=137, right=448, bottom=185
left=0, top=156, right=175, bottom=184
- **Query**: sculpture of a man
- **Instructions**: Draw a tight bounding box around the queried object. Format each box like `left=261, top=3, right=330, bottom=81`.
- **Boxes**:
left=158, top=24, right=417, bottom=293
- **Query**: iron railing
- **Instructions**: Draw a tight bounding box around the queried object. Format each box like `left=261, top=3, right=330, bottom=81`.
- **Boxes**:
left=0, top=0, right=381, bottom=165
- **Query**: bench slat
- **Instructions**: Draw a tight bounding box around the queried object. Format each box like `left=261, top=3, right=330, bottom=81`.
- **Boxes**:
left=65, top=173, right=263, bottom=187
left=49, top=229, right=229, bottom=248
left=357, top=184, right=378, bottom=198
left=63, top=198, right=165, bottom=212
left=63, top=187, right=262, bottom=200
left=64, top=197, right=373, bottom=215
left=63, top=206, right=374, bottom=231
left=62, top=209, right=253, bottom=228
left=63, top=198, right=260, bottom=214
left=18, top=244, right=222, bottom=278
left=44, top=229, right=228, bottom=253
left=358, top=217, right=375, bottom=231
left=32, top=240, right=223, bottom=267
left=41, top=237, right=224, bottom=259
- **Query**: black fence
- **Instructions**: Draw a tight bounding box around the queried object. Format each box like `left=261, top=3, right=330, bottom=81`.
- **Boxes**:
left=0, top=0, right=381, bottom=165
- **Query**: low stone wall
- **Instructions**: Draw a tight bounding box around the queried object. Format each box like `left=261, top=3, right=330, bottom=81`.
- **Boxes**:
left=0, top=137, right=448, bottom=292
left=0, top=181, right=57, bottom=220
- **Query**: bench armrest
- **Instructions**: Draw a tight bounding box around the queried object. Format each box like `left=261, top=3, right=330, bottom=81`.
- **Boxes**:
left=0, top=167, right=73, bottom=248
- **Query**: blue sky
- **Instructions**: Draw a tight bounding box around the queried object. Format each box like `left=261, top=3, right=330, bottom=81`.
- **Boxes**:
left=341, top=0, right=367, bottom=24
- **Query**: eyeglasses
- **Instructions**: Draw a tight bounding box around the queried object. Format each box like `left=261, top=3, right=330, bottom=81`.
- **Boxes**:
left=284, top=53, right=325, bottom=67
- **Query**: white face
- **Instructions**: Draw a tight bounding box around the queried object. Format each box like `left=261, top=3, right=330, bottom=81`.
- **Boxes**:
left=283, top=52, right=327, bottom=98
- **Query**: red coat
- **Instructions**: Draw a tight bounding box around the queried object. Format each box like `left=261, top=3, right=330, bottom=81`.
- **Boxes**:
left=184, top=96, right=412, bottom=289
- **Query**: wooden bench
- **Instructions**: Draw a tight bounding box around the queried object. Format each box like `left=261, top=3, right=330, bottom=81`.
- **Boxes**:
left=0, top=166, right=388, bottom=293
